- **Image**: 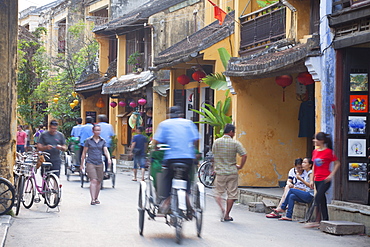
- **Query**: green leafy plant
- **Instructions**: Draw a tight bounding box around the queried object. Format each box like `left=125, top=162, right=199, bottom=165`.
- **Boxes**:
left=201, top=48, right=230, bottom=90
left=127, top=51, right=142, bottom=72
left=192, top=90, right=232, bottom=138
left=257, top=0, right=278, bottom=8
left=17, top=27, right=50, bottom=130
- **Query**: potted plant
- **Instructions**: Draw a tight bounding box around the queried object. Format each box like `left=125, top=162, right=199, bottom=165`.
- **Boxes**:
left=127, top=51, right=143, bottom=73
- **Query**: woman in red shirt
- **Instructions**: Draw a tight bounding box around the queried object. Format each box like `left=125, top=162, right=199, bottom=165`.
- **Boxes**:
left=310, top=132, right=340, bottom=225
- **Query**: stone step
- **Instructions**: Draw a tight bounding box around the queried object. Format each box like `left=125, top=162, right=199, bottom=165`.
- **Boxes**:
left=320, top=221, right=365, bottom=235
left=248, top=202, right=266, bottom=213
left=331, top=200, right=370, bottom=212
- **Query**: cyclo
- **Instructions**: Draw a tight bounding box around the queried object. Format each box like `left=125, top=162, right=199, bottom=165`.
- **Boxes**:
left=138, top=144, right=205, bottom=244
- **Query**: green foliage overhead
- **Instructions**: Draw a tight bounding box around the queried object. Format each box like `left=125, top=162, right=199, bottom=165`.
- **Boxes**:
left=17, top=22, right=98, bottom=136
left=17, top=27, right=50, bottom=130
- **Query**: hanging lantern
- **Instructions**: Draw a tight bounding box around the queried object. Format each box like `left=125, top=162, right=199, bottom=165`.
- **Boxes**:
left=53, top=97, right=59, bottom=103
left=96, top=97, right=105, bottom=108
left=110, top=101, right=117, bottom=108
left=138, top=98, right=147, bottom=106
left=192, top=70, right=206, bottom=93
left=118, top=101, right=126, bottom=107
left=73, top=99, right=79, bottom=105
left=275, top=75, right=293, bottom=102
left=70, top=102, right=76, bottom=109
left=177, top=74, right=190, bottom=96
left=72, top=92, right=77, bottom=98
left=129, top=101, right=137, bottom=108
left=297, top=72, right=314, bottom=86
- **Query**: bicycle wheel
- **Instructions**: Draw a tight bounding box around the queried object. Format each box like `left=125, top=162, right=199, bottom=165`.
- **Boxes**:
left=0, top=177, right=16, bottom=215
left=198, top=161, right=215, bottom=188
left=138, top=183, right=145, bottom=236
left=111, top=173, right=116, bottom=188
left=194, top=184, right=203, bottom=237
left=15, top=175, right=25, bottom=216
left=22, top=178, right=35, bottom=209
left=44, top=175, right=60, bottom=208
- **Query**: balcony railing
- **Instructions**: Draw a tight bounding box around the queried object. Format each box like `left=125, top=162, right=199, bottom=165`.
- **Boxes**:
left=240, top=3, right=286, bottom=52
left=86, top=16, right=109, bottom=26
left=332, top=0, right=370, bottom=13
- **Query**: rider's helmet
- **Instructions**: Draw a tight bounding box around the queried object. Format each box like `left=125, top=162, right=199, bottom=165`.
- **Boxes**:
left=168, top=106, right=184, bottom=118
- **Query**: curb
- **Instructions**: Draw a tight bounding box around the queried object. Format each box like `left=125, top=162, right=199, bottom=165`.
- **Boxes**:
left=0, top=215, right=11, bottom=247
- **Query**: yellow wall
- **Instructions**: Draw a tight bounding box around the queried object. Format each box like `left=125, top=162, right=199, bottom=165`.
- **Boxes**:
left=231, top=76, right=307, bottom=186
left=117, top=35, right=127, bottom=77
left=96, top=36, right=109, bottom=74
left=80, top=94, right=108, bottom=121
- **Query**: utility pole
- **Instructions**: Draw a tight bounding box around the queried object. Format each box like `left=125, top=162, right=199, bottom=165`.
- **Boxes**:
left=0, top=0, right=18, bottom=181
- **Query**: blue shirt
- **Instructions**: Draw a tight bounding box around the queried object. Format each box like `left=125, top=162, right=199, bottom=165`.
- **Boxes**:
left=154, top=118, right=199, bottom=160
left=132, top=134, right=148, bottom=155
left=71, top=124, right=82, bottom=138
left=98, top=122, right=114, bottom=148
left=79, top=123, right=94, bottom=146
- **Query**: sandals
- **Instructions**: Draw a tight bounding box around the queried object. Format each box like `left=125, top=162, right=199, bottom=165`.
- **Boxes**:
left=279, top=216, right=292, bottom=221
left=223, top=217, right=233, bottom=222
left=91, top=199, right=100, bottom=205
left=266, top=212, right=282, bottom=218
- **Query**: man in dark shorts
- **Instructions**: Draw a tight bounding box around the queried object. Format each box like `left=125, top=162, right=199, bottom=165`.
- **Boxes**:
left=37, top=120, right=67, bottom=177
left=130, top=126, right=148, bottom=181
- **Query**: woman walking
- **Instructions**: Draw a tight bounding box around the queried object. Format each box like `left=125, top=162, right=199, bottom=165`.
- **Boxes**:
left=309, top=132, right=340, bottom=226
left=81, top=125, right=111, bottom=205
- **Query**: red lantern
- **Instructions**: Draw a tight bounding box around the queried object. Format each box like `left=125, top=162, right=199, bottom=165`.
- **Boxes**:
left=297, top=72, right=314, bottom=86
left=129, top=101, right=137, bottom=108
left=192, top=70, right=206, bottom=93
left=110, top=101, right=117, bottom=108
left=275, top=75, right=293, bottom=102
left=138, top=98, right=147, bottom=106
left=177, top=74, right=190, bottom=96
left=118, top=101, right=126, bottom=107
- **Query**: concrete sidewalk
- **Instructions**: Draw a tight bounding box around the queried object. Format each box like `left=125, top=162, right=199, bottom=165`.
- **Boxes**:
left=0, top=215, right=11, bottom=247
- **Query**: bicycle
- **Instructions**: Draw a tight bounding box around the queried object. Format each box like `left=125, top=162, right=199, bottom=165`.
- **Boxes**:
left=22, top=152, right=62, bottom=209
left=13, top=152, right=35, bottom=215
left=197, top=151, right=215, bottom=188
left=0, top=177, right=15, bottom=215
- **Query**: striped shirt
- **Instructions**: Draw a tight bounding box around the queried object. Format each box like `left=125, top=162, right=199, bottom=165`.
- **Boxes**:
left=212, top=135, right=247, bottom=175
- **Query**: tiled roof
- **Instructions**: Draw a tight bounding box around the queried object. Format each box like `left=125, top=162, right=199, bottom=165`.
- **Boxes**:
left=102, top=71, right=156, bottom=94
left=93, top=0, right=187, bottom=33
left=19, top=0, right=65, bottom=19
left=152, top=11, right=235, bottom=70
left=224, top=36, right=320, bottom=78
left=75, top=73, right=109, bottom=92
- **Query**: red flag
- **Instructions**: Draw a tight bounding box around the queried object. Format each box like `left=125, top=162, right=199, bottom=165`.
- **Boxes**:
left=208, top=0, right=227, bottom=25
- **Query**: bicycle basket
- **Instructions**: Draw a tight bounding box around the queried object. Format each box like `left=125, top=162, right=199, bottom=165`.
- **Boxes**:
left=20, top=161, right=33, bottom=177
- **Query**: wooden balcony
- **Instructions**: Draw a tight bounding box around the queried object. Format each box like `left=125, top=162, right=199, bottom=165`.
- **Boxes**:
left=332, top=0, right=370, bottom=13
left=239, top=3, right=286, bottom=54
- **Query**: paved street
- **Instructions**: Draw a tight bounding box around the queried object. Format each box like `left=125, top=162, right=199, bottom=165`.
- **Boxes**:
left=5, top=168, right=370, bottom=247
